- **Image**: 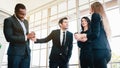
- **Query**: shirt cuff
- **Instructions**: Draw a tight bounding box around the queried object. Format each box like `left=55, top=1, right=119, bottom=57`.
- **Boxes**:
left=25, top=35, right=27, bottom=41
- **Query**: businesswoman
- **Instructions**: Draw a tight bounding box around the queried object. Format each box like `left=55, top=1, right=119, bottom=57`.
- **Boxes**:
left=75, top=17, right=94, bottom=68
left=82, top=2, right=111, bottom=68
left=75, top=2, right=111, bottom=68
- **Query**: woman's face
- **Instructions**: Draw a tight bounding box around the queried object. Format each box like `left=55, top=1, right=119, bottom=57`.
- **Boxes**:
left=81, top=18, right=88, bottom=28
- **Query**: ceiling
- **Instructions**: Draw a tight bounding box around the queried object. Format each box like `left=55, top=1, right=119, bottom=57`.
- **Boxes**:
left=15, top=0, right=54, bottom=12
left=0, top=0, right=55, bottom=14
left=0, top=0, right=55, bottom=27
left=0, top=11, right=10, bottom=25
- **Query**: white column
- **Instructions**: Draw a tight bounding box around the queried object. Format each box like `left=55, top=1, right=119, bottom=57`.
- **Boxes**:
left=118, top=0, right=120, bottom=13
left=76, top=0, right=80, bottom=33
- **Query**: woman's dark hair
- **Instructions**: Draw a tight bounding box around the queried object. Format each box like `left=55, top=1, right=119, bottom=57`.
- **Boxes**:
left=81, top=17, right=91, bottom=31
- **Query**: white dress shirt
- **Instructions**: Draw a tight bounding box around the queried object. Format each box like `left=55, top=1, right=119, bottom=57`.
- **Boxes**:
left=15, top=15, right=27, bottom=41
left=60, top=29, right=67, bottom=46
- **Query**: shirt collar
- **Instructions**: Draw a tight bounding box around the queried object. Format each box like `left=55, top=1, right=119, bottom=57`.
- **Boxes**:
left=14, top=14, right=24, bottom=22
left=60, top=29, right=67, bottom=33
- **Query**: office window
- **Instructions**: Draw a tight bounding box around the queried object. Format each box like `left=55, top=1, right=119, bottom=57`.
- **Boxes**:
left=40, top=29, right=47, bottom=49
left=68, top=9, right=76, bottom=15
left=98, top=0, right=112, bottom=3
left=58, top=2, right=67, bottom=13
left=34, top=26, right=41, bottom=31
left=69, top=66, right=79, bottom=68
left=34, top=21, right=41, bottom=26
left=32, top=30, right=41, bottom=50
left=2, top=55, right=7, bottom=65
left=35, top=11, right=41, bottom=21
left=40, top=49, right=47, bottom=66
left=110, top=37, right=120, bottom=56
left=51, top=5, right=57, bottom=15
left=106, top=8, right=120, bottom=36
left=41, top=29, right=47, bottom=38
left=50, top=15, right=57, bottom=21
left=42, top=24, right=47, bottom=29
left=104, top=0, right=113, bottom=2
left=35, top=30, right=41, bottom=38
left=29, top=14, right=34, bottom=23
left=79, top=0, right=89, bottom=6
left=68, top=9, right=76, bottom=21
left=32, top=50, right=40, bottom=66
left=49, top=20, right=58, bottom=27
left=42, top=18, right=47, bottom=24
left=58, top=12, right=67, bottom=18
left=68, top=20, right=77, bottom=33
left=79, top=4, right=89, bottom=11
left=68, top=0, right=76, bottom=10
left=69, top=44, right=79, bottom=65
left=29, top=23, right=34, bottom=28
left=42, top=9, right=48, bottom=19
left=26, top=0, right=120, bottom=68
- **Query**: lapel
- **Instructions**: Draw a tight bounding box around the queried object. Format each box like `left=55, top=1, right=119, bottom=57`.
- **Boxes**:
left=23, top=20, right=28, bottom=34
left=12, top=15, right=27, bottom=34
left=65, top=31, right=69, bottom=45
left=59, top=29, right=69, bottom=46
left=57, top=29, right=61, bottom=46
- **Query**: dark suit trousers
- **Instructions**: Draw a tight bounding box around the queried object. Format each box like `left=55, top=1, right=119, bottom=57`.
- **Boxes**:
left=8, top=54, right=30, bottom=68
left=93, top=50, right=111, bottom=68
left=49, top=55, right=68, bottom=68
left=80, top=51, right=94, bottom=68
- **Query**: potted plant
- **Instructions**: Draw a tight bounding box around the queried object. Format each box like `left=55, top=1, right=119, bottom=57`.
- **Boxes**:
left=0, top=43, right=1, bottom=49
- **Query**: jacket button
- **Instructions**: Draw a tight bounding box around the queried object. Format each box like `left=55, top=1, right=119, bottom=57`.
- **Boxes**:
left=59, top=53, right=62, bottom=55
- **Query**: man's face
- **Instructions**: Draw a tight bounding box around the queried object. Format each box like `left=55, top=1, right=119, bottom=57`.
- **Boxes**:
left=60, top=19, right=68, bottom=30
left=16, top=9, right=26, bottom=21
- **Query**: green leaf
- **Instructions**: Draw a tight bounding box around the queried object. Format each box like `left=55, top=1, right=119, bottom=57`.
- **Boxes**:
left=0, top=44, right=1, bottom=49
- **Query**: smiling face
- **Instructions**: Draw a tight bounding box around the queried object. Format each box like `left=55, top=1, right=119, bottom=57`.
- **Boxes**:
left=16, top=9, right=26, bottom=21
left=15, top=3, right=26, bottom=21
left=81, top=18, right=88, bottom=28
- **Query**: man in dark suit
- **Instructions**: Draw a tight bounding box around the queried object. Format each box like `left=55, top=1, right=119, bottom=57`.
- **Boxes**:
left=32, top=17, right=73, bottom=68
left=3, top=3, right=35, bottom=68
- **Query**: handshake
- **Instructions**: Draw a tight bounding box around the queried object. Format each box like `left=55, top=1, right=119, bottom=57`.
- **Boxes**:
left=26, top=31, right=37, bottom=42
left=74, top=32, right=88, bottom=42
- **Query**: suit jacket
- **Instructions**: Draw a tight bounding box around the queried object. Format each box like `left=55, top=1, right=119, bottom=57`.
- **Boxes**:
left=77, top=28, right=92, bottom=52
left=3, top=15, right=30, bottom=56
left=87, top=13, right=111, bottom=50
left=35, top=29, right=73, bottom=62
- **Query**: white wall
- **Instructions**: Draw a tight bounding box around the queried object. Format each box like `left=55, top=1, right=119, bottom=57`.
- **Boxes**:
left=0, top=0, right=17, bottom=14
left=0, top=0, right=54, bottom=14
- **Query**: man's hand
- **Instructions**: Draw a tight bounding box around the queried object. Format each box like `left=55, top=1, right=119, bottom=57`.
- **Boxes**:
left=31, top=37, right=37, bottom=42
left=27, top=31, right=35, bottom=39
left=74, top=33, right=87, bottom=42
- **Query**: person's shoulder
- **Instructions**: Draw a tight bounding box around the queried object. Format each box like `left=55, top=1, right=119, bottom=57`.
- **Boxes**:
left=67, top=31, right=73, bottom=35
left=92, top=13, right=101, bottom=18
left=52, top=29, right=59, bottom=31
left=51, top=29, right=60, bottom=33
left=4, top=15, right=14, bottom=23
left=4, top=15, right=13, bottom=20
left=24, top=19, right=28, bottom=23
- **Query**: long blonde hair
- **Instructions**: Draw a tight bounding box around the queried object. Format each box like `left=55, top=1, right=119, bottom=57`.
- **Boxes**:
left=91, top=2, right=111, bottom=39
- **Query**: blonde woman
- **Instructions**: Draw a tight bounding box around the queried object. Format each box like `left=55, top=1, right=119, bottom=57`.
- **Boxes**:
left=75, top=2, right=111, bottom=68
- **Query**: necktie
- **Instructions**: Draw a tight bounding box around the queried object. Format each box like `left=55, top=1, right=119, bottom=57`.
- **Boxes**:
left=62, top=32, right=65, bottom=46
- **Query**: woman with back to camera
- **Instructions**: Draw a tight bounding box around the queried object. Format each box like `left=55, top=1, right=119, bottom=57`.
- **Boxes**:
left=75, top=17, right=94, bottom=68
left=75, top=2, right=111, bottom=68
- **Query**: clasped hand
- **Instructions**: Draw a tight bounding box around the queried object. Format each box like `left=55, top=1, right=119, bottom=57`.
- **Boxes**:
left=27, top=31, right=37, bottom=42
left=74, top=32, right=87, bottom=42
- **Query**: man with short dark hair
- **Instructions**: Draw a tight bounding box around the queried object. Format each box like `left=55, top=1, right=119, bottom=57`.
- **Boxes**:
left=32, top=17, right=73, bottom=68
left=3, top=3, right=34, bottom=68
